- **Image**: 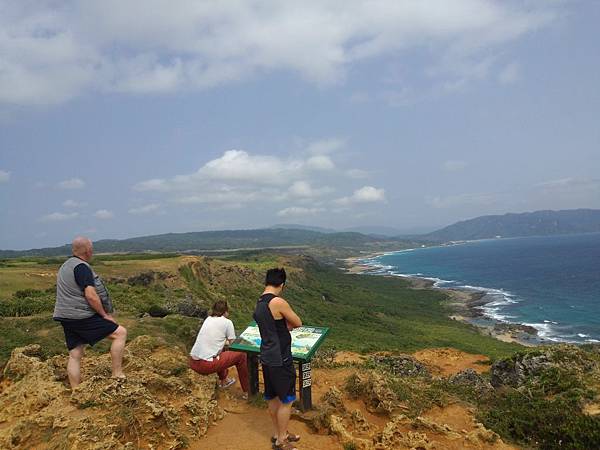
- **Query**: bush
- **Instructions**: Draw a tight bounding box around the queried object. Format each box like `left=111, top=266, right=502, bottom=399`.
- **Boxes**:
left=479, top=390, right=600, bottom=449
left=147, top=304, right=170, bottom=318
left=0, top=290, right=54, bottom=317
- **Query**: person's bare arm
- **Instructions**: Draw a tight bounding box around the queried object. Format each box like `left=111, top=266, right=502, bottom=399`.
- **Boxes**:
left=272, top=298, right=302, bottom=329
left=84, top=286, right=114, bottom=322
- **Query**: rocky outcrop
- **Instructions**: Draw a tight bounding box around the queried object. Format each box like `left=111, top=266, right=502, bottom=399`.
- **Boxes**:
left=0, top=336, right=220, bottom=449
left=448, top=369, right=494, bottom=397
left=369, top=354, right=431, bottom=378
left=490, top=345, right=599, bottom=389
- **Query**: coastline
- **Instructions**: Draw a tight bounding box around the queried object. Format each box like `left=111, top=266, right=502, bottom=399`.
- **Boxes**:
left=341, top=254, right=543, bottom=348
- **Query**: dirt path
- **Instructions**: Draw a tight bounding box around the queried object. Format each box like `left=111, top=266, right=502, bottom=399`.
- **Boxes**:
left=192, top=383, right=341, bottom=450
left=192, top=349, right=519, bottom=450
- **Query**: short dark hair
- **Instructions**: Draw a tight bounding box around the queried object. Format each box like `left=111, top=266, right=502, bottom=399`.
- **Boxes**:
left=265, top=268, right=286, bottom=287
left=210, top=300, right=229, bottom=317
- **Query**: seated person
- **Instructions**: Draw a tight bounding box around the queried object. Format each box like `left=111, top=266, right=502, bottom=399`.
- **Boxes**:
left=189, top=300, right=249, bottom=395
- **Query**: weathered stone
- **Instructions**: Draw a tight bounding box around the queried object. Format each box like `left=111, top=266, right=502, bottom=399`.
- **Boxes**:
left=0, top=336, right=219, bottom=449
left=370, top=354, right=431, bottom=378
left=448, top=368, right=494, bottom=396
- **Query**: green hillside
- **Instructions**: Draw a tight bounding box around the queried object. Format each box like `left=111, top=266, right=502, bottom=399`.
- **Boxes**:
left=0, top=228, right=412, bottom=258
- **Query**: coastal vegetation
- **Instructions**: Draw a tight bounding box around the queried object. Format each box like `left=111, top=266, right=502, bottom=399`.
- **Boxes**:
left=1, top=251, right=598, bottom=448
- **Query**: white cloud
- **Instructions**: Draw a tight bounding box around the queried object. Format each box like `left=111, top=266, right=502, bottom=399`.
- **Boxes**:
left=134, top=148, right=339, bottom=193
left=306, top=155, right=335, bottom=171
left=0, top=1, right=558, bottom=106
left=336, top=186, right=386, bottom=205
left=442, top=160, right=468, bottom=171
left=128, top=203, right=161, bottom=214
left=63, top=199, right=87, bottom=208
left=0, top=170, right=10, bottom=182
left=287, top=181, right=332, bottom=199
left=498, top=62, right=520, bottom=84
left=58, top=178, right=85, bottom=189
left=94, top=209, right=114, bottom=219
left=277, top=207, right=325, bottom=218
left=40, top=212, right=79, bottom=222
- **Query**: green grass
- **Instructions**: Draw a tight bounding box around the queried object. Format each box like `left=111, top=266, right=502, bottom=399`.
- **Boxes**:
left=223, top=261, right=522, bottom=360
left=0, top=252, right=521, bottom=369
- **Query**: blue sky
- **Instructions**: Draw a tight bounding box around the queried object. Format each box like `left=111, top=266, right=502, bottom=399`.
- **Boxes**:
left=1, top=0, right=599, bottom=250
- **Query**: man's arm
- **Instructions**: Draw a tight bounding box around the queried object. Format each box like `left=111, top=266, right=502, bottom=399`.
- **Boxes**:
left=272, top=298, right=302, bottom=329
left=74, top=263, right=113, bottom=322
left=84, top=286, right=113, bottom=322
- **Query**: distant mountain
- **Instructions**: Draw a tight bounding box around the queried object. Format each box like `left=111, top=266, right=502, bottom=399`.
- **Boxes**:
left=342, top=226, right=404, bottom=237
left=425, top=209, right=600, bottom=242
left=0, top=228, right=396, bottom=258
left=269, top=224, right=337, bottom=233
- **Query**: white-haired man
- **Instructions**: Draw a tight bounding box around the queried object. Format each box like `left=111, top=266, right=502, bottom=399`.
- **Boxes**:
left=53, top=237, right=127, bottom=388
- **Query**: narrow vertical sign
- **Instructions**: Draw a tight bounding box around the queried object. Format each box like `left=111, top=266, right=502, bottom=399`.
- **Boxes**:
left=299, top=361, right=312, bottom=410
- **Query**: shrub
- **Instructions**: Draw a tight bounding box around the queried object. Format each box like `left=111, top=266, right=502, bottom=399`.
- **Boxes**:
left=147, top=304, right=170, bottom=318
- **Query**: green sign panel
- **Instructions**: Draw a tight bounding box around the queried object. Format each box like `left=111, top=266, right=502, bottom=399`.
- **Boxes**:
left=230, top=322, right=329, bottom=361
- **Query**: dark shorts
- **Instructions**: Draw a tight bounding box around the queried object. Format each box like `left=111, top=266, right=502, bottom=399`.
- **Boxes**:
left=56, top=314, right=119, bottom=350
left=262, top=363, right=296, bottom=404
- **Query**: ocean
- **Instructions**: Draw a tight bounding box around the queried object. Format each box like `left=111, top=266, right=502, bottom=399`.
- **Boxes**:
left=366, top=232, right=600, bottom=344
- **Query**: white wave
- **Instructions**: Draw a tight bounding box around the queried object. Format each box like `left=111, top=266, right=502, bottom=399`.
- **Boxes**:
left=578, top=333, right=590, bottom=338
left=586, top=339, right=600, bottom=343
left=543, top=320, right=559, bottom=325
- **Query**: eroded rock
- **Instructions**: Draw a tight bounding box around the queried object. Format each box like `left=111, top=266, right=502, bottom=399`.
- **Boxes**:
left=0, top=336, right=219, bottom=449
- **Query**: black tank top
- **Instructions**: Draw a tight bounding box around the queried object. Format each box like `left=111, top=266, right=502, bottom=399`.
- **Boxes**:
left=253, top=293, right=292, bottom=366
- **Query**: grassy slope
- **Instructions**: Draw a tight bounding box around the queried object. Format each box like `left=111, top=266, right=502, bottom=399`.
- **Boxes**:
left=0, top=253, right=521, bottom=368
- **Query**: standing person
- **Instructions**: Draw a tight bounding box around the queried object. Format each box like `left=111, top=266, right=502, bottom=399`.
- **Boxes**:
left=253, top=268, right=302, bottom=450
left=189, top=300, right=249, bottom=396
left=53, top=237, right=128, bottom=388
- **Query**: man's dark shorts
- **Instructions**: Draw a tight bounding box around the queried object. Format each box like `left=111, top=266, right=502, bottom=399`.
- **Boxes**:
left=262, top=363, right=296, bottom=404
left=56, top=314, right=118, bottom=350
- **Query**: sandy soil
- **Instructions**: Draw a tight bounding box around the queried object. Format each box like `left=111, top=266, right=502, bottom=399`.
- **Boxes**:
left=194, top=350, right=519, bottom=450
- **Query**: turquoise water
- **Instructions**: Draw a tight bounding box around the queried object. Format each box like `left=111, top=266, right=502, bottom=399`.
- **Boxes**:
left=368, top=233, right=600, bottom=343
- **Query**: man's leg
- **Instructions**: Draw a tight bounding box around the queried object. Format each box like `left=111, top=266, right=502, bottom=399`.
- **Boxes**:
left=107, top=325, right=127, bottom=378
left=267, top=398, right=281, bottom=441
left=67, top=344, right=85, bottom=388
left=276, top=401, right=294, bottom=445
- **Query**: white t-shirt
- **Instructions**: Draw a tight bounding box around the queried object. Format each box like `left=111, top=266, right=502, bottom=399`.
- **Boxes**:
left=190, top=316, right=236, bottom=361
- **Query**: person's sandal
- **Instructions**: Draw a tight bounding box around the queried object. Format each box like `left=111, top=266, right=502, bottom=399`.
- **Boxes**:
left=272, top=440, right=298, bottom=450
left=271, top=433, right=300, bottom=446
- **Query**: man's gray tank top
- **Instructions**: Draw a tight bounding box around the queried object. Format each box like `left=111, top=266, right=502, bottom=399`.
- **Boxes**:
left=53, top=257, right=114, bottom=320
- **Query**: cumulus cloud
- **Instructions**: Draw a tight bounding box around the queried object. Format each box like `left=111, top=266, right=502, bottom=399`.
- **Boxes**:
left=131, top=141, right=390, bottom=221
left=128, top=204, right=161, bottom=214
left=0, top=170, right=10, bottom=182
left=40, top=212, right=79, bottom=222
left=336, top=186, right=386, bottom=205
left=58, top=178, right=85, bottom=189
left=287, top=181, right=333, bottom=200
left=0, top=1, right=558, bottom=106
left=306, top=155, right=335, bottom=171
left=277, top=207, right=325, bottom=218
left=63, top=199, right=87, bottom=208
left=134, top=147, right=339, bottom=194
left=94, top=209, right=114, bottom=219
left=442, top=160, right=469, bottom=171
